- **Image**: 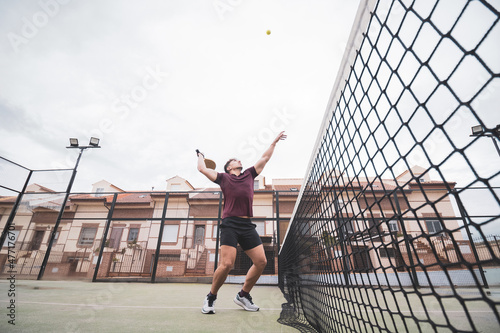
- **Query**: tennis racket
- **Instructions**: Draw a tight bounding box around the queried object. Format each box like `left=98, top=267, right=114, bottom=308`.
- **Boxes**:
left=196, top=149, right=216, bottom=169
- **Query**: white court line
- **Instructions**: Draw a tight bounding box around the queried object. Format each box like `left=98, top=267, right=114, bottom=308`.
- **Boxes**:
left=0, top=301, right=493, bottom=313
left=0, top=300, right=282, bottom=311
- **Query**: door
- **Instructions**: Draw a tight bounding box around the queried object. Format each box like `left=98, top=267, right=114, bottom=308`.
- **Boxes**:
left=109, top=228, right=123, bottom=251
left=31, top=230, right=45, bottom=250
left=194, top=226, right=205, bottom=247
left=352, top=246, right=373, bottom=272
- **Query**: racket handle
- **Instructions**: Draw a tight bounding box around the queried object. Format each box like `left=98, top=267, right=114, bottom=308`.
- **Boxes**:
left=196, top=149, right=203, bottom=157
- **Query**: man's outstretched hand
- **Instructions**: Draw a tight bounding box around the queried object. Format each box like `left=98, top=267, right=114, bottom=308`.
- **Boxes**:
left=273, top=131, right=287, bottom=145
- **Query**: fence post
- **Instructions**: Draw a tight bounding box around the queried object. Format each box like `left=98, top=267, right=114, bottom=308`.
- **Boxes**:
left=393, top=191, right=419, bottom=289
left=151, top=192, right=169, bottom=283
left=0, top=170, right=33, bottom=252
left=38, top=149, right=85, bottom=280
left=441, top=235, right=450, bottom=262
left=93, top=193, right=118, bottom=282
left=333, top=192, right=351, bottom=286
left=275, top=191, right=281, bottom=252
left=214, top=191, right=223, bottom=271
left=451, top=189, right=488, bottom=289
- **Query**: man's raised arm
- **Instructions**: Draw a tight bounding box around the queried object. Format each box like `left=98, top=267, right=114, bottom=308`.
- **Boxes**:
left=254, top=131, right=287, bottom=175
left=197, top=152, right=218, bottom=182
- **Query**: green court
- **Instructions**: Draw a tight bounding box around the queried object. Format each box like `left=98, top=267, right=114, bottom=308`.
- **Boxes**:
left=0, top=280, right=297, bottom=333
left=2, top=279, right=499, bottom=332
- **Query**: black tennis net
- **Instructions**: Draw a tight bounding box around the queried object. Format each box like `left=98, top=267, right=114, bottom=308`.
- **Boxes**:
left=278, top=0, right=500, bottom=332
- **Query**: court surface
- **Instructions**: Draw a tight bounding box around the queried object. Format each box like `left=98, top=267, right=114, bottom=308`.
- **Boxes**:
left=0, top=279, right=297, bottom=333
left=2, top=279, right=498, bottom=332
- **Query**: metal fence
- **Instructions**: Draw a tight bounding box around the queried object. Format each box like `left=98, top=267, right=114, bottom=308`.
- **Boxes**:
left=0, top=156, right=292, bottom=282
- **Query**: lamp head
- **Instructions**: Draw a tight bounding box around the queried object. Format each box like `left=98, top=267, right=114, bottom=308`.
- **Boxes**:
left=471, top=125, right=484, bottom=136
left=69, top=138, right=79, bottom=147
left=89, top=137, right=100, bottom=147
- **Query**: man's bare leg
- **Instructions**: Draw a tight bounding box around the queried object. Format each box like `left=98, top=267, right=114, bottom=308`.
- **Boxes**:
left=203, top=246, right=237, bottom=314
left=242, top=244, right=267, bottom=293
left=232, top=244, right=267, bottom=311
left=210, top=245, right=237, bottom=295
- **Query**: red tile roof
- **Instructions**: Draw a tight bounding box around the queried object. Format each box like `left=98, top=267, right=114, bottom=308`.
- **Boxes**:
left=70, top=193, right=152, bottom=204
left=0, top=196, right=17, bottom=203
left=272, top=184, right=301, bottom=196
left=190, top=189, right=221, bottom=200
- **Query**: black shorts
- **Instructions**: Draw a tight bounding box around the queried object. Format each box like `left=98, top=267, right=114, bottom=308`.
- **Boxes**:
left=219, top=217, right=262, bottom=251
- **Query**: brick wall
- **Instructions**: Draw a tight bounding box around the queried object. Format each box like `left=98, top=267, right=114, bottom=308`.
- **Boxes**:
left=155, top=260, right=186, bottom=277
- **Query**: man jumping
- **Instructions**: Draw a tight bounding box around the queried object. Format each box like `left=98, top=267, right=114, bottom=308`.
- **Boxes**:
left=197, top=131, right=287, bottom=314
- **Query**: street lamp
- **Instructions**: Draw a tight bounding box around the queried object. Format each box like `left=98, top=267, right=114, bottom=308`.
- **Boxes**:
left=470, top=124, right=500, bottom=157
left=38, top=137, right=101, bottom=280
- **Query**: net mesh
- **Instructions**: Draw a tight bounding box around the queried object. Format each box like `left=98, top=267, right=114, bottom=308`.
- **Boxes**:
left=278, top=0, right=500, bottom=332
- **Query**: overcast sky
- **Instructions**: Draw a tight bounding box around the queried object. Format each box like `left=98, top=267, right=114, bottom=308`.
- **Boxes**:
left=0, top=0, right=360, bottom=193
left=0, top=1, right=498, bottom=240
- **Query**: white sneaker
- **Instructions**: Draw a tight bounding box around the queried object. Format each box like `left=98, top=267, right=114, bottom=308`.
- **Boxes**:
left=234, top=293, right=259, bottom=311
left=202, top=294, right=216, bottom=314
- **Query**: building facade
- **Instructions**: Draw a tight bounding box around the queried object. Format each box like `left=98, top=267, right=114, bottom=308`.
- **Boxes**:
left=1, top=166, right=479, bottom=282
left=0, top=175, right=301, bottom=281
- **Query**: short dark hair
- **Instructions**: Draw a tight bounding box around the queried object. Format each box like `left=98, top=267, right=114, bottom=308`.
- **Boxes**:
left=224, top=159, right=237, bottom=173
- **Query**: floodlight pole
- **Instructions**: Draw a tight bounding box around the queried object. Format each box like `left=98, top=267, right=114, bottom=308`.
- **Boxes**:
left=37, top=142, right=100, bottom=280
left=490, top=137, right=500, bottom=157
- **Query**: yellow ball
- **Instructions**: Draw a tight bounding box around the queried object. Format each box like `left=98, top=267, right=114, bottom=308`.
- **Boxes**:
left=266, top=30, right=271, bottom=35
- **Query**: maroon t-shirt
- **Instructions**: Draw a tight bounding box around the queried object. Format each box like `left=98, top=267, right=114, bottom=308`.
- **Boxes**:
left=214, top=166, right=258, bottom=219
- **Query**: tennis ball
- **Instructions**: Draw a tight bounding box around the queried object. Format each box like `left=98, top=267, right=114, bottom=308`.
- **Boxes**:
left=266, top=30, right=271, bottom=35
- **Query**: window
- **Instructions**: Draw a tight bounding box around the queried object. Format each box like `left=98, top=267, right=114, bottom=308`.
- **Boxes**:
left=380, top=248, right=395, bottom=258
left=95, top=188, right=105, bottom=197
left=158, top=253, right=181, bottom=261
left=170, top=184, right=180, bottom=191
left=299, top=222, right=313, bottom=236
left=128, top=228, right=139, bottom=242
left=254, top=222, right=265, bottom=236
left=31, top=230, right=45, bottom=250
left=342, top=220, right=354, bottom=234
left=2, top=230, right=20, bottom=247
left=51, top=230, right=60, bottom=247
left=388, top=220, right=399, bottom=232
left=212, top=225, right=219, bottom=239
left=78, top=227, right=97, bottom=246
left=254, top=180, right=259, bottom=190
left=426, top=220, right=443, bottom=234
left=162, top=224, right=179, bottom=243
